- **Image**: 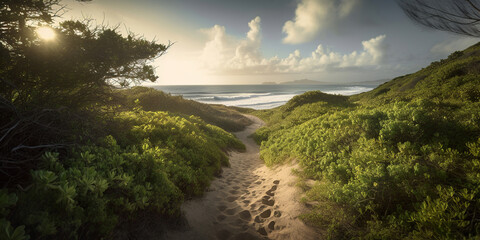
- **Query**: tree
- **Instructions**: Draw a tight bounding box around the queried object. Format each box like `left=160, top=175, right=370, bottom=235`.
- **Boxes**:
left=1, top=0, right=171, bottom=108
left=5, top=20, right=170, bottom=108
left=0, top=0, right=171, bottom=184
left=397, top=0, right=480, bottom=36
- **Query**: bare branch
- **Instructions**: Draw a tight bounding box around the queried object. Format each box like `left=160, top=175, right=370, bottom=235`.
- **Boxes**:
left=11, top=144, right=68, bottom=152
left=397, top=0, right=480, bottom=37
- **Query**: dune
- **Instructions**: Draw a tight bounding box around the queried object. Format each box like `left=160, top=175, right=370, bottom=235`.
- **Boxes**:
left=166, top=115, right=319, bottom=240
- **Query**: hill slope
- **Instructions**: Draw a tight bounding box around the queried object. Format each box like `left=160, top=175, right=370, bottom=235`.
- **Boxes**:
left=252, top=42, right=480, bottom=239
left=116, top=86, right=252, bottom=131
left=351, top=42, right=480, bottom=104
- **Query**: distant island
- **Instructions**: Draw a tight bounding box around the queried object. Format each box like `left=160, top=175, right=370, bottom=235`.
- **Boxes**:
left=261, top=81, right=278, bottom=85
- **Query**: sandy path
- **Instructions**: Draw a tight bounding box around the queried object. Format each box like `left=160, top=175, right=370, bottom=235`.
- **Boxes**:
left=166, top=115, right=319, bottom=240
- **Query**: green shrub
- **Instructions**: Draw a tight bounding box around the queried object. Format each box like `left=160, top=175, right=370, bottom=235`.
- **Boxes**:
left=3, top=110, right=244, bottom=239
left=255, top=92, right=480, bottom=238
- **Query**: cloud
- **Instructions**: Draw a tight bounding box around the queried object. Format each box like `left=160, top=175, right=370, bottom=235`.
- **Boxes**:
left=200, top=17, right=387, bottom=75
left=199, top=25, right=235, bottom=70
left=229, top=16, right=262, bottom=69
left=282, top=0, right=360, bottom=44
left=431, top=38, right=479, bottom=57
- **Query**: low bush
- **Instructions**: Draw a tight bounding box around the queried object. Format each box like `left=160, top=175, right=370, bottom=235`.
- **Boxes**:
left=1, top=110, right=244, bottom=239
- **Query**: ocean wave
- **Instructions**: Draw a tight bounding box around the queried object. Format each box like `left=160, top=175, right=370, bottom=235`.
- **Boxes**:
left=157, top=84, right=377, bottom=110
left=192, top=93, right=297, bottom=110
left=324, top=86, right=373, bottom=96
left=190, top=93, right=272, bottom=102
left=236, top=100, right=287, bottom=110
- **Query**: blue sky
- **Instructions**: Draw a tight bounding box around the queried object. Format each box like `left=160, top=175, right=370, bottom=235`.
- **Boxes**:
left=62, top=0, right=478, bottom=85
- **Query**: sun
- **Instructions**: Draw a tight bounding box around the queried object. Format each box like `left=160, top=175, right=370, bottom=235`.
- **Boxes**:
left=36, top=26, right=56, bottom=41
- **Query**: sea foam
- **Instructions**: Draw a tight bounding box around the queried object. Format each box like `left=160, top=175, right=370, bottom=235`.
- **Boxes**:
left=153, top=84, right=375, bottom=110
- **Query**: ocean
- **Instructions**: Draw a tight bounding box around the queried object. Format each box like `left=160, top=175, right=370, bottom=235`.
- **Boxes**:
left=152, top=84, right=377, bottom=110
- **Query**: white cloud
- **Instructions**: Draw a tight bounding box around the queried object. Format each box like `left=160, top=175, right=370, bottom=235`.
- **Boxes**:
left=282, top=0, right=360, bottom=44
left=199, top=25, right=235, bottom=70
left=431, top=38, right=479, bottom=57
left=200, top=17, right=387, bottom=75
left=230, top=16, right=262, bottom=69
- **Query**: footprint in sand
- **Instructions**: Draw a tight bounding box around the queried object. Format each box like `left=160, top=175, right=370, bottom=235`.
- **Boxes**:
left=217, top=214, right=226, bottom=221
left=262, top=196, right=275, bottom=206
left=257, top=205, right=267, bottom=212
left=266, top=189, right=275, bottom=196
left=260, top=209, right=271, bottom=218
left=225, top=208, right=237, bottom=215
left=254, top=215, right=265, bottom=223
left=268, top=221, right=275, bottom=230
left=232, top=232, right=257, bottom=240
left=257, top=227, right=268, bottom=236
left=238, top=210, right=252, bottom=221
left=216, top=229, right=231, bottom=239
left=226, top=196, right=238, bottom=202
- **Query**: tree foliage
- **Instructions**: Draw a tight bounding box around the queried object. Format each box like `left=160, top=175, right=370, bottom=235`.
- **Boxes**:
left=0, top=0, right=171, bottom=183
left=397, top=0, right=480, bottom=36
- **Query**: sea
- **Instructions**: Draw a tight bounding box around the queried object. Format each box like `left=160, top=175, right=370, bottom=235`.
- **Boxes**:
left=152, top=84, right=377, bottom=110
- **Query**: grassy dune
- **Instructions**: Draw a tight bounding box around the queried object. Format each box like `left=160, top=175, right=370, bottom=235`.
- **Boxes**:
left=252, top=43, right=480, bottom=239
left=116, top=87, right=252, bottom=132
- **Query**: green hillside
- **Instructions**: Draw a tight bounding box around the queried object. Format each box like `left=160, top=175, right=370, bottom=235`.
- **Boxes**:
left=117, top=87, right=252, bottom=132
left=352, top=42, right=480, bottom=104
left=253, top=43, right=480, bottom=239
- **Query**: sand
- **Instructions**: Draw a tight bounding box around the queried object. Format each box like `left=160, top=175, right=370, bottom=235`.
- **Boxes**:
left=165, top=115, right=319, bottom=240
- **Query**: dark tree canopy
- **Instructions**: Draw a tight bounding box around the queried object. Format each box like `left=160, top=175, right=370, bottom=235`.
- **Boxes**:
left=0, top=0, right=170, bottom=183
left=397, top=0, right=480, bottom=36
left=0, top=0, right=170, bottom=109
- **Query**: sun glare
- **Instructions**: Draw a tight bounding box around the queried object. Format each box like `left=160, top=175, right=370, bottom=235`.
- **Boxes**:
left=36, top=26, right=56, bottom=41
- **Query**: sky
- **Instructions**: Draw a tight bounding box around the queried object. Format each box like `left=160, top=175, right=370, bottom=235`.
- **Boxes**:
left=60, top=0, right=479, bottom=85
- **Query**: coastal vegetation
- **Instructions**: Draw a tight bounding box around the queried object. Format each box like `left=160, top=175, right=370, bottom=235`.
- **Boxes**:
left=252, top=43, right=480, bottom=239
left=3, top=1, right=480, bottom=239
